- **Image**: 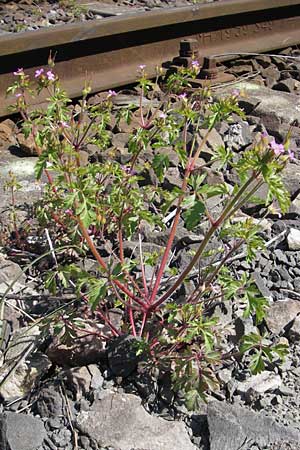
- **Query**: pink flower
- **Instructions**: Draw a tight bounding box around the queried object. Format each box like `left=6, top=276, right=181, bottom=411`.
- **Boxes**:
left=179, top=93, right=187, bottom=100
left=232, top=89, right=240, bottom=97
left=46, top=70, right=55, bottom=81
left=13, top=68, right=24, bottom=76
left=59, top=121, right=70, bottom=129
left=138, top=64, right=146, bottom=70
left=191, top=60, right=200, bottom=69
left=35, top=68, right=44, bottom=78
left=107, top=90, right=117, bottom=98
left=158, top=111, right=167, bottom=119
left=15, top=93, right=22, bottom=98
left=261, top=131, right=268, bottom=139
left=270, top=139, right=284, bottom=156
left=65, top=209, right=73, bottom=216
left=288, top=149, right=296, bottom=161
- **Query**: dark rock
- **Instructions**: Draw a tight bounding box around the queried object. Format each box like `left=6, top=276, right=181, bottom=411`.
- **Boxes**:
left=255, top=55, right=272, bottom=69
left=277, top=266, right=291, bottom=282
left=46, top=330, right=107, bottom=367
left=108, top=335, right=141, bottom=377
left=0, top=412, right=46, bottom=450
left=223, top=121, right=253, bottom=151
left=252, top=272, right=273, bottom=299
left=273, top=79, right=299, bottom=93
left=123, top=241, right=164, bottom=259
left=282, top=164, right=300, bottom=199
left=207, top=401, right=300, bottom=450
left=50, top=428, right=72, bottom=448
left=287, top=316, right=300, bottom=343
left=35, top=384, right=65, bottom=418
left=163, top=167, right=182, bottom=189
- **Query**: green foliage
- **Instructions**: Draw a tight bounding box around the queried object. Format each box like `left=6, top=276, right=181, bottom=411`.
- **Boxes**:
left=7, top=62, right=292, bottom=411
left=240, top=331, right=288, bottom=374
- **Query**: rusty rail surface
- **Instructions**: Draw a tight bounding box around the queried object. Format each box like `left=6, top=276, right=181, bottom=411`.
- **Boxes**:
left=1, top=0, right=300, bottom=115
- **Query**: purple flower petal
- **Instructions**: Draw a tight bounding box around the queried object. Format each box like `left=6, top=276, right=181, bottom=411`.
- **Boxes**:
left=13, top=68, right=24, bottom=76
left=288, top=149, right=296, bottom=161
left=35, top=68, right=44, bottom=78
left=270, top=139, right=285, bottom=156
left=46, top=70, right=55, bottom=81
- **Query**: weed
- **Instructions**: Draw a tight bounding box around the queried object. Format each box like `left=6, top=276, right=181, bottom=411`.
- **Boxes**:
left=7, top=61, right=291, bottom=408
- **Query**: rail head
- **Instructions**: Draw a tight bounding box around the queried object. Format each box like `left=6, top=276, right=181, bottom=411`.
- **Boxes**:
left=0, top=0, right=300, bottom=57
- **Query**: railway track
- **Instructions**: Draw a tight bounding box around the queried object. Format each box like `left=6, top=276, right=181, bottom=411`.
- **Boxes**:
left=1, top=0, right=300, bottom=116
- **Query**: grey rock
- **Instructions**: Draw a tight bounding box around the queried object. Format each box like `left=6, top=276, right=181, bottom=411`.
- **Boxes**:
left=76, top=391, right=196, bottom=450
left=288, top=228, right=300, bottom=250
left=207, top=401, right=300, bottom=450
left=0, top=412, right=46, bottom=450
left=163, top=167, right=182, bottom=189
left=252, top=272, right=273, bottom=300
left=112, top=94, right=158, bottom=108
left=265, top=300, right=300, bottom=334
left=0, top=259, right=25, bottom=286
left=287, top=316, right=300, bottom=342
left=217, top=82, right=300, bottom=137
left=0, top=352, right=51, bottom=401
left=0, top=326, right=50, bottom=401
left=64, top=366, right=92, bottom=400
left=88, top=364, right=104, bottom=390
left=289, top=194, right=300, bottom=216
left=281, top=164, right=300, bottom=199
left=235, top=371, right=282, bottom=396
left=224, top=121, right=253, bottom=150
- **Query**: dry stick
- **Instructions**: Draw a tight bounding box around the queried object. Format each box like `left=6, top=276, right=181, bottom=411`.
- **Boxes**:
left=213, top=52, right=300, bottom=61
left=281, top=289, right=300, bottom=300
left=0, top=341, right=35, bottom=391
left=4, top=299, right=34, bottom=322
left=60, top=382, right=79, bottom=450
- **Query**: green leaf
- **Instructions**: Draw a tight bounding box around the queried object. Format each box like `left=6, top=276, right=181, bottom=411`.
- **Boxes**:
left=243, top=291, right=269, bottom=324
left=183, top=199, right=205, bottom=230
left=153, top=154, right=170, bottom=182
left=240, top=332, right=261, bottom=354
left=87, top=279, right=107, bottom=311
left=249, top=349, right=265, bottom=374
left=182, top=194, right=196, bottom=209
left=272, top=343, right=289, bottom=360
left=185, top=389, right=202, bottom=411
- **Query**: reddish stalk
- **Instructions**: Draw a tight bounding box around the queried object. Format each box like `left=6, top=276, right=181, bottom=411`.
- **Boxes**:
left=77, top=217, right=146, bottom=309
left=147, top=128, right=212, bottom=307
left=150, top=173, right=258, bottom=311
left=79, top=291, right=120, bottom=337
left=139, top=233, right=149, bottom=297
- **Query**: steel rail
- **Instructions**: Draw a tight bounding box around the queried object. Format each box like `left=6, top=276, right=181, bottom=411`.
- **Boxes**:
left=1, top=0, right=300, bottom=116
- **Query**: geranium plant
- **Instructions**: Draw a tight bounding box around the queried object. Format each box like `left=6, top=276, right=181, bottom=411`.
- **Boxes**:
left=7, top=60, right=291, bottom=408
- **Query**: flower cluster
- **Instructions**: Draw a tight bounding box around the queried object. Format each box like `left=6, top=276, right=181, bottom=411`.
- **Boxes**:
left=34, top=68, right=56, bottom=81
left=270, top=137, right=295, bottom=161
